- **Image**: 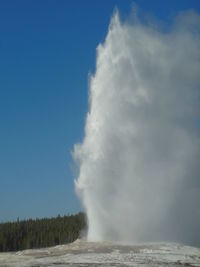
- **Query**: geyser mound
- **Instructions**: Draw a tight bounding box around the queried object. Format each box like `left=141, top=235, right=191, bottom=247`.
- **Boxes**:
left=74, top=10, right=200, bottom=246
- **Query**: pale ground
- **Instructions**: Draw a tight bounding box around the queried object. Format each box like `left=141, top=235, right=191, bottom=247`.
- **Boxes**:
left=0, top=239, right=200, bottom=267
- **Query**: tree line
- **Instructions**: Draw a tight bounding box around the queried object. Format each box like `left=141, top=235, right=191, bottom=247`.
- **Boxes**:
left=0, top=212, right=86, bottom=252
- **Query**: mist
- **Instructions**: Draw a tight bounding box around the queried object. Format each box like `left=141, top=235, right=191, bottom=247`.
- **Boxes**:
left=74, top=9, right=200, bottom=246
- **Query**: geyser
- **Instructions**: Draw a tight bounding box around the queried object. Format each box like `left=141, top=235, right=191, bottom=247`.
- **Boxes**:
left=74, top=10, right=200, bottom=245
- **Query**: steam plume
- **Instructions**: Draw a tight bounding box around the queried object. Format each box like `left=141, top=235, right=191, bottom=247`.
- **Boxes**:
left=74, top=9, right=200, bottom=246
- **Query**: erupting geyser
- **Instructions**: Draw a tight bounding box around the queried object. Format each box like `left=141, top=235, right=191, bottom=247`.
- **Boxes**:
left=74, top=10, right=200, bottom=246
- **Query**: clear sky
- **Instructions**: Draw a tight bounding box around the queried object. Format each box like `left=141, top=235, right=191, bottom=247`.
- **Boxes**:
left=0, top=0, right=199, bottom=222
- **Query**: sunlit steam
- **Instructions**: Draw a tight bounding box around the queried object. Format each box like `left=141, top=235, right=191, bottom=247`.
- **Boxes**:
left=74, top=9, right=200, bottom=246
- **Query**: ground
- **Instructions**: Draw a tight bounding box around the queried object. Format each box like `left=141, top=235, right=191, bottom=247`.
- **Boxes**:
left=0, top=239, right=200, bottom=266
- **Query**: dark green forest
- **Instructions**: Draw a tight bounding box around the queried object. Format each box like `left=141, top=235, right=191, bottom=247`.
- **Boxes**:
left=0, top=212, right=86, bottom=252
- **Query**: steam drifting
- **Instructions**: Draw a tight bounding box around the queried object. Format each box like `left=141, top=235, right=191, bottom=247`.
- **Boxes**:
left=74, top=10, right=200, bottom=246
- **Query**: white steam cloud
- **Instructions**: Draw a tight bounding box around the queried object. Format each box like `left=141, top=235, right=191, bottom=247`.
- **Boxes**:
left=74, top=9, right=200, bottom=246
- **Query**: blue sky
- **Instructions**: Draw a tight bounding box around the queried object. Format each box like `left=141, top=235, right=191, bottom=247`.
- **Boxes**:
left=0, top=0, right=199, bottom=222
